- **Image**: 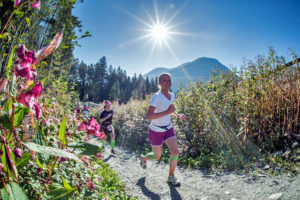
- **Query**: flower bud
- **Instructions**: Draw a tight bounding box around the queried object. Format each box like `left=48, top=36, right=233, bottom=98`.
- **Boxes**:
left=59, top=157, right=67, bottom=162
left=37, top=167, right=42, bottom=176
left=13, top=148, right=22, bottom=159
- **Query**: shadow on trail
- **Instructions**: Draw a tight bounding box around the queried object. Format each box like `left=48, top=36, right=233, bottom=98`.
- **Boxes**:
left=168, top=183, right=182, bottom=200
left=103, top=154, right=116, bottom=162
left=136, top=177, right=161, bottom=200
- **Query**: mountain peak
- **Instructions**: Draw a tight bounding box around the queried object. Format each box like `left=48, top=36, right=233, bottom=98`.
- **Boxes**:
left=143, top=57, right=230, bottom=91
left=193, top=57, right=219, bottom=63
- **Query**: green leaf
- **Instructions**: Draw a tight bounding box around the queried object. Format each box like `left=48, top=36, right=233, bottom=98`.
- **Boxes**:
left=41, top=76, right=47, bottom=86
left=14, top=10, right=24, bottom=17
left=3, top=142, right=18, bottom=181
left=83, top=191, right=93, bottom=197
left=16, top=153, right=31, bottom=169
left=35, top=125, right=45, bottom=146
left=23, top=143, right=82, bottom=163
left=25, top=17, right=30, bottom=27
left=0, top=111, right=12, bottom=130
left=62, top=177, right=74, bottom=191
left=0, top=33, right=9, bottom=40
left=48, top=183, right=76, bottom=200
left=0, top=182, right=28, bottom=200
left=67, top=142, right=101, bottom=155
left=58, top=117, right=66, bottom=145
left=36, top=157, right=46, bottom=169
left=9, top=74, right=16, bottom=97
left=1, top=145, right=8, bottom=172
left=5, top=45, right=16, bottom=80
left=13, top=107, right=26, bottom=127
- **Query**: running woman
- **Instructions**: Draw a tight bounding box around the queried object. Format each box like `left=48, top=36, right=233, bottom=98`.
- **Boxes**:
left=99, top=100, right=116, bottom=154
left=139, top=73, right=185, bottom=186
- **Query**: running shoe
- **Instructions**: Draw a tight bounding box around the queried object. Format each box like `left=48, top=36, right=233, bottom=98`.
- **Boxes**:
left=167, top=175, right=181, bottom=186
left=139, top=155, right=147, bottom=169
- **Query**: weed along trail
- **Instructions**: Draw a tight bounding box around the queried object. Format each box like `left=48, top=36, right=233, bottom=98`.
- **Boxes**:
left=93, top=144, right=299, bottom=200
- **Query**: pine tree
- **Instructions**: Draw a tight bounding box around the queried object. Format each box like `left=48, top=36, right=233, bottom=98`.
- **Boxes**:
left=95, top=57, right=107, bottom=102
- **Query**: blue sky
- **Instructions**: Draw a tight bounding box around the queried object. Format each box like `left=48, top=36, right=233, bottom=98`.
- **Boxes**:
left=73, top=0, right=300, bottom=76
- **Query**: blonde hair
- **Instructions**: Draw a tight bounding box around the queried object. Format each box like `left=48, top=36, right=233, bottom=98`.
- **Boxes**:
left=158, top=73, right=171, bottom=89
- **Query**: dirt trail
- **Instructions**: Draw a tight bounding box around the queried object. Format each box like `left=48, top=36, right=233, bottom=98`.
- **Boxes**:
left=89, top=138, right=300, bottom=200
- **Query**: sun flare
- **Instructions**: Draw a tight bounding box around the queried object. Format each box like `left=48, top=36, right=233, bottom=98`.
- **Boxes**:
left=151, top=24, right=168, bottom=41
left=119, top=0, right=192, bottom=67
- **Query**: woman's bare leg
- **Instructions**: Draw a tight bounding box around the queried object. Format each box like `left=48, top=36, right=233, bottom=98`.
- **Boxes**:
left=165, top=137, right=179, bottom=176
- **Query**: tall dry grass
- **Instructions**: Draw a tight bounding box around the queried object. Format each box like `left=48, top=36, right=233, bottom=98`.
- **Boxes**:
left=90, top=49, right=300, bottom=170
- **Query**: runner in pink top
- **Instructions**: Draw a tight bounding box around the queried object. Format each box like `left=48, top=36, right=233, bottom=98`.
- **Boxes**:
left=139, top=73, right=185, bottom=186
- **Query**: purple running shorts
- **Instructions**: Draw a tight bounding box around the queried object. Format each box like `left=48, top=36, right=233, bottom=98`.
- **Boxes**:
left=148, top=127, right=176, bottom=146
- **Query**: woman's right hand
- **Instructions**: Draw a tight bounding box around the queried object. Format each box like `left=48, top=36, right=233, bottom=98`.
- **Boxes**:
left=167, top=104, right=175, bottom=114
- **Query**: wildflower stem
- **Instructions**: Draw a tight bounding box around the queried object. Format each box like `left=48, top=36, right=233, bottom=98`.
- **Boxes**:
left=0, top=0, right=30, bottom=35
left=47, top=156, right=58, bottom=181
left=0, top=11, right=14, bottom=35
left=1, top=177, right=8, bottom=194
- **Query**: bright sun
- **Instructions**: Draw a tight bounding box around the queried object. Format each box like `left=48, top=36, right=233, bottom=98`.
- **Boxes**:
left=151, top=24, right=168, bottom=41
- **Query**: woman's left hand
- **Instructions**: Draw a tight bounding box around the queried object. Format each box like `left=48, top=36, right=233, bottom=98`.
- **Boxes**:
left=179, top=114, right=186, bottom=120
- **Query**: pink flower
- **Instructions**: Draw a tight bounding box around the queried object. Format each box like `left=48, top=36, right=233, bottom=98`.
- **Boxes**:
left=31, top=101, right=41, bottom=119
left=78, top=122, right=89, bottom=131
left=15, top=61, right=37, bottom=80
left=98, top=177, right=103, bottom=181
left=94, top=131, right=104, bottom=139
left=15, top=44, right=38, bottom=80
left=15, top=0, right=21, bottom=6
left=0, top=163, right=4, bottom=169
left=86, top=177, right=90, bottom=182
left=78, top=117, right=103, bottom=138
left=31, top=1, right=41, bottom=10
left=87, top=181, right=97, bottom=191
left=88, top=117, right=100, bottom=132
left=17, top=44, right=37, bottom=64
left=17, top=81, right=42, bottom=119
left=81, top=156, right=91, bottom=168
left=96, top=152, right=103, bottom=160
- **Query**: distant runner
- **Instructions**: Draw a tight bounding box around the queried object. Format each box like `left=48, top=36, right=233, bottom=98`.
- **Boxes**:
left=82, top=104, right=90, bottom=119
left=139, top=73, right=185, bottom=186
left=99, top=100, right=116, bottom=154
left=75, top=103, right=81, bottom=119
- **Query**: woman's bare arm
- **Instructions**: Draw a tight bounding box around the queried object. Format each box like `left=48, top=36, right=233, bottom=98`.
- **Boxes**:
left=146, top=105, right=175, bottom=120
left=172, top=111, right=185, bottom=120
left=99, top=114, right=112, bottom=122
